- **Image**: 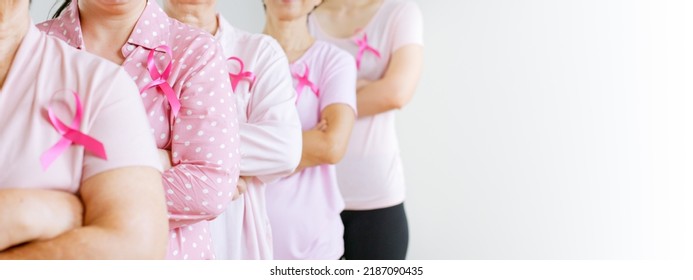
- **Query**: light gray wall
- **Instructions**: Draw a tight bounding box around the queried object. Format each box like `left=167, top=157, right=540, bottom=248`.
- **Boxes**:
left=32, top=0, right=693, bottom=260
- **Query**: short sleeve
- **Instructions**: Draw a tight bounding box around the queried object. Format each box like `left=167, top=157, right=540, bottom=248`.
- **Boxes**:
left=390, top=1, right=424, bottom=52
left=82, top=68, right=162, bottom=180
left=319, top=46, right=358, bottom=115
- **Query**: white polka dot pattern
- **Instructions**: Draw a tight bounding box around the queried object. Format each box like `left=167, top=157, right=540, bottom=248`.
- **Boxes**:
left=37, top=0, right=240, bottom=260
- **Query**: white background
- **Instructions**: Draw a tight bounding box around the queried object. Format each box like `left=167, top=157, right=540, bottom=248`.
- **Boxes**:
left=32, top=0, right=693, bottom=260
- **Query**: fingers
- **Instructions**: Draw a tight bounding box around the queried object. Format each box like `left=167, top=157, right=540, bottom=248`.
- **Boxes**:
left=315, top=119, right=328, bottom=132
left=231, top=177, right=248, bottom=201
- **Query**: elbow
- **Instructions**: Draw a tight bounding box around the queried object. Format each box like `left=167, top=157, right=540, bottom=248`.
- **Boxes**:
left=322, top=139, right=348, bottom=165
left=130, top=191, right=169, bottom=259
left=134, top=236, right=168, bottom=259
left=386, top=83, right=414, bottom=110
left=118, top=212, right=169, bottom=259
left=388, top=92, right=409, bottom=110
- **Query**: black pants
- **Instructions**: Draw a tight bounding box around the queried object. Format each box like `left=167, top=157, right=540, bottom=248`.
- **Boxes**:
left=340, top=203, right=409, bottom=260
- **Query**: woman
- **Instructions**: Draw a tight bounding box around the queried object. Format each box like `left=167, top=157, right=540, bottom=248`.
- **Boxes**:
left=0, top=0, right=167, bottom=259
left=40, top=0, right=242, bottom=260
left=309, top=0, right=423, bottom=259
left=163, top=0, right=303, bottom=259
left=263, top=0, right=357, bottom=259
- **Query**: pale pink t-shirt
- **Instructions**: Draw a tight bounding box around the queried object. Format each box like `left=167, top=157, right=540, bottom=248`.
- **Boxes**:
left=265, top=41, right=357, bottom=260
left=39, top=0, right=241, bottom=260
left=0, top=23, right=161, bottom=191
left=209, top=15, right=302, bottom=260
left=308, top=0, right=424, bottom=210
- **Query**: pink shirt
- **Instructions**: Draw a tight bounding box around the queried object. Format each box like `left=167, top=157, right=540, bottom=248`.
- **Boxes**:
left=209, top=15, right=302, bottom=260
left=0, top=23, right=160, bottom=192
left=265, top=41, right=357, bottom=260
left=39, top=0, right=241, bottom=260
left=308, top=0, right=424, bottom=210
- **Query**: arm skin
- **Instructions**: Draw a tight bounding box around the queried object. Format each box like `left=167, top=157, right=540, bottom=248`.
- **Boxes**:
left=0, top=190, right=83, bottom=251
left=354, top=45, right=423, bottom=117
left=295, top=104, right=356, bottom=173
left=0, top=167, right=169, bottom=259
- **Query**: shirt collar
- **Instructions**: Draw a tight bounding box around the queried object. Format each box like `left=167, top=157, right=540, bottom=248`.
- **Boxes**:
left=125, top=0, right=172, bottom=52
left=57, top=0, right=171, bottom=55
left=55, top=0, right=85, bottom=49
left=214, top=13, right=231, bottom=40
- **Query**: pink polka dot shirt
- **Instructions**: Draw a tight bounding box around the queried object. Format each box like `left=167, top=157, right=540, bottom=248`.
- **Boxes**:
left=38, top=0, right=241, bottom=260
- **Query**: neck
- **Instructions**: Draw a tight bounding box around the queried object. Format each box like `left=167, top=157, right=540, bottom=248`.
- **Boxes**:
left=164, top=1, right=218, bottom=35
left=263, top=15, right=314, bottom=62
left=78, top=0, right=146, bottom=52
left=0, top=0, right=29, bottom=88
left=0, top=0, right=29, bottom=41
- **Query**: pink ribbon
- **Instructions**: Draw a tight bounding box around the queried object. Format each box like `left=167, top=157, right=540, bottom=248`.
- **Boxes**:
left=140, top=45, right=181, bottom=117
left=228, top=56, right=256, bottom=93
left=354, top=33, right=381, bottom=70
left=40, top=91, right=107, bottom=170
left=293, top=63, right=320, bottom=104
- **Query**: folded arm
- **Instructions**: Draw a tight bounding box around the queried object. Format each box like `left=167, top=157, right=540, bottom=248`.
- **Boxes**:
left=0, top=189, right=82, bottom=251
left=296, top=104, right=355, bottom=173
left=355, top=45, right=423, bottom=117
left=0, top=167, right=168, bottom=259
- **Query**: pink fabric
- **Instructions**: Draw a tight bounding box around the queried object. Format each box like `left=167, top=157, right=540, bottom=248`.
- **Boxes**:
left=0, top=23, right=161, bottom=192
left=140, top=45, right=181, bottom=118
left=293, top=63, right=320, bottom=104
left=208, top=15, right=302, bottom=260
left=41, top=91, right=107, bottom=171
left=308, top=0, right=423, bottom=210
left=265, top=41, right=357, bottom=260
left=354, top=33, right=381, bottom=70
left=227, top=57, right=256, bottom=93
left=39, top=0, right=241, bottom=260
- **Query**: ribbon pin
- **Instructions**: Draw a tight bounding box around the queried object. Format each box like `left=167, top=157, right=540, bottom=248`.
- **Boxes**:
left=354, top=33, right=381, bottom=70
left=228, top=56, right=256, bottom=93
left=40, top=91, right=107, bottom=170
left=140, top=45, right=181, bottom=117
left=293, top=63, right=320, bottom=104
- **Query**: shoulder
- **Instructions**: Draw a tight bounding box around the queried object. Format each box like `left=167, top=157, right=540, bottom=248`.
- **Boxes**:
left=222, top=24, right=287, bottom=64
left=36, top=18, right=70, bottom=42
left=35, top=32, right=136, bottom=112
left=387, top=0, right=421, bottom=12
left=167, top=17, right=222, bottom=56
left=37, top=29, right=123, bottom=79
left=379, top=0, right=422, bottom=23
left=313, top=41, right=356, bottom=69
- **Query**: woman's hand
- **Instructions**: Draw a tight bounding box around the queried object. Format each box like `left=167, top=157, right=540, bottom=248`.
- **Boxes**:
left=232, top=177, right=248, bottom=201
left=314, top=119, right=328, bottom=132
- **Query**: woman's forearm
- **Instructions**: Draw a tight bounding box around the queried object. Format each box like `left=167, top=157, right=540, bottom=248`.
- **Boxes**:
left=0, top=190, right=83, bottom=251
left=355, top=78, right=404, bottom=117
left=355, top=45, right=424, bottom=117
left=297, top=129, right=337, bottom=170
left=0, top=167, right=168, bottom=259
left=296, top=105, right=356, bottom=171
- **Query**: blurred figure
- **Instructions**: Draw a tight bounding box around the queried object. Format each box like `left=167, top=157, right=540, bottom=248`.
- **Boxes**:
left=310, top=0, right=423, bottom=259
left=263, top=0, right=357, bottom=259
left=41, top=0, right=241, bottom=260
left=164, top=0, right=302, bottom=259
left=0, top=0, right=167, bottom=259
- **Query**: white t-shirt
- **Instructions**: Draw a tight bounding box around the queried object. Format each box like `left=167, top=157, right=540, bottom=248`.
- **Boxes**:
left=208, top=14, right=302, bottom=260
left=265, top=41, right=357, bottom=260
left=309, top=0, right=424, bottom=210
